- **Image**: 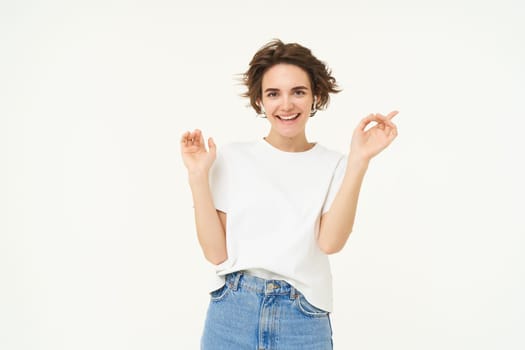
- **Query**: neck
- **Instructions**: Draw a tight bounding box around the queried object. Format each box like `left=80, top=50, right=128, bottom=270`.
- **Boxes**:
left=264, top=132, right=314, bottom=152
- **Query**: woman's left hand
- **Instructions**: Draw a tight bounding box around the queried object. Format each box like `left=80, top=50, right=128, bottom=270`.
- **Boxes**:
left=350, top=111, right=399, bottom=162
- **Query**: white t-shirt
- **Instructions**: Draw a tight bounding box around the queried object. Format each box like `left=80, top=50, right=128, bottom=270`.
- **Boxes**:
left=208, top=138, right=347, bottom=312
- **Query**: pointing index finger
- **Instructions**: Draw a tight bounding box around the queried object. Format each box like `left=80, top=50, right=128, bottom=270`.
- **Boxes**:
left=386, top=110, right=399, bottom=120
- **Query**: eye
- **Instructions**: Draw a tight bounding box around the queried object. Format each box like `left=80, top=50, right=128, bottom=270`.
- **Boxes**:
left=294, top=90, right=306, bottom=96
left=267, top=92, right=278, bottom=97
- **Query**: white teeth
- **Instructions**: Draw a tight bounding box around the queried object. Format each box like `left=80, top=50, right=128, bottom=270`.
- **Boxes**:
left=279, top=114, right=299, bottom=120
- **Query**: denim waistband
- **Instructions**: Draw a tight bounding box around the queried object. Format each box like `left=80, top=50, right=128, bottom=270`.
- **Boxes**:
left=224, top=271, right=299, bottom=298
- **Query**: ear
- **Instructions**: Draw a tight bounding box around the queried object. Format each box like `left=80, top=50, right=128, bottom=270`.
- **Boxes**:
left=257, top=99, right=265, bottom=113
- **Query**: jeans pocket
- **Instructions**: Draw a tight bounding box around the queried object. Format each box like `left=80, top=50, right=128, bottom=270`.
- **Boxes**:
left=294, top=294, right=329, bottom=318
left=210, top=284, right=230, bottom=302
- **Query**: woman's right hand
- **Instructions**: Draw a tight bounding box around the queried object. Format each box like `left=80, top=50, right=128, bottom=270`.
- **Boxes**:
left=180, top=129, right=216, bottom=176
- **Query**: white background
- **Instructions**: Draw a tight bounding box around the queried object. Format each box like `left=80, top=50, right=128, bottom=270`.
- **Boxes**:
left=1, top=0, right=524, bottom=349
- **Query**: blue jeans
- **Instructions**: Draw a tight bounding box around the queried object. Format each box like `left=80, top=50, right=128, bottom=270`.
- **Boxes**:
left=201, top=271, right=333, bottom=350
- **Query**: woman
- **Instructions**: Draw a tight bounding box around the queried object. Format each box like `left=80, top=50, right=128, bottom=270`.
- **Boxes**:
left=181, top=39, right=398, bottom=350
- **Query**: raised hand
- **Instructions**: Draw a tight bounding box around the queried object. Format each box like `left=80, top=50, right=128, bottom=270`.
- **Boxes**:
left=180, top=129, right=217, bottom=176
left=350, top=111, right=399, bottom=161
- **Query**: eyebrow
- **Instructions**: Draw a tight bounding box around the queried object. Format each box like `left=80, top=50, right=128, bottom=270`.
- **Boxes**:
left=263, top=86, right=309, bottom=93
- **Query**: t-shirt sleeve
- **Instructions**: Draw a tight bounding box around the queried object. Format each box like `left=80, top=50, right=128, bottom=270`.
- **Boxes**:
left=208, top=148, right=229, bottom=213
left=321, top=155, right=347, bottom=215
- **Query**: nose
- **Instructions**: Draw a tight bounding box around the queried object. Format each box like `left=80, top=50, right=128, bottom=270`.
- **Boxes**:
left=281, top=96, right=293, bottom=111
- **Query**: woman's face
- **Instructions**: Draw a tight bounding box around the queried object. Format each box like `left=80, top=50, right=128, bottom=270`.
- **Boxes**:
left=260, top=63, right=315, bottom=140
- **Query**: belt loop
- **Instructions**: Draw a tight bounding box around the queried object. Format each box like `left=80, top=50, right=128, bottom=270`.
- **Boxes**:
left=232, top=271, right=242, bottom=291
left=290, top=285, right=297, bottom=300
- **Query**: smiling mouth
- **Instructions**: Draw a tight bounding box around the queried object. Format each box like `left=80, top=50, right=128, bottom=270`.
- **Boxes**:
left=276, top=113, right=300, bottom=121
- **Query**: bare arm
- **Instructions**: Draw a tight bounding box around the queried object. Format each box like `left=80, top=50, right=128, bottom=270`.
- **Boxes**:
left=318, top=157, right=369, bottom=254
left=182, top=129, right=228, bottom=265
left=318, top=111, right=398, bottom=254
left=189, top=175, right=228, bottom=264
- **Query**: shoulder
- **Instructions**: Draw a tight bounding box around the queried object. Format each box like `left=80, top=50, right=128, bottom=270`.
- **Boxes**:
left=313, top=143, right=346, bottom=164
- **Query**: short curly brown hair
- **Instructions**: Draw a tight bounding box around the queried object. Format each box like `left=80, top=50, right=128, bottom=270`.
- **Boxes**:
left=241, top=39, right=341, bottom=115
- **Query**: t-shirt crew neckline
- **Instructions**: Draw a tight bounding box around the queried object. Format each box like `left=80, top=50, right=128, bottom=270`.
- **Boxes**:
left=259, top=137, right=319, bottom=155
